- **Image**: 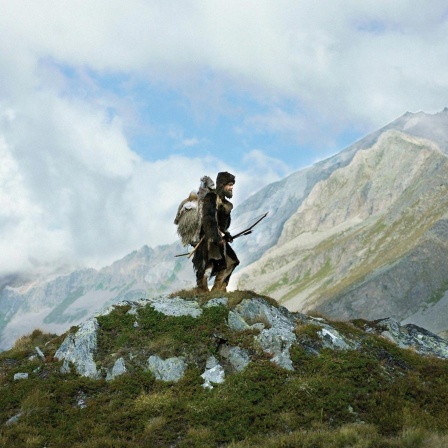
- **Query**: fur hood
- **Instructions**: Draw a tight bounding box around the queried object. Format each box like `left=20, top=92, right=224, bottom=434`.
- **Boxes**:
left=216, top=171, right=235, bottom=196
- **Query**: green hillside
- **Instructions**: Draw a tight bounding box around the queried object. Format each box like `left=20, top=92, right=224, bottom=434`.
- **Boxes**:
left=1, top=291, right=448, bottom=448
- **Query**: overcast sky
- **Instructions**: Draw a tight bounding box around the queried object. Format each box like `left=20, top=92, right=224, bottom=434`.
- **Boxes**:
left=1, top=0, right=448, bottom=277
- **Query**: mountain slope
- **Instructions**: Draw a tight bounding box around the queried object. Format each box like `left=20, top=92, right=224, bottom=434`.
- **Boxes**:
left=237, top=129, right=448, bottom=335
left=230, top=108, right=448, bottom=267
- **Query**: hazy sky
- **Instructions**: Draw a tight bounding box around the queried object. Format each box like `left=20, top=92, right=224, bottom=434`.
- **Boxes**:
left=1, top=0, right=448, bottom=277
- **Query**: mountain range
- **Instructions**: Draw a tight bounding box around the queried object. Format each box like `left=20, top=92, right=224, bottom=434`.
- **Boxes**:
left=2, top=108, right=448, bottom=350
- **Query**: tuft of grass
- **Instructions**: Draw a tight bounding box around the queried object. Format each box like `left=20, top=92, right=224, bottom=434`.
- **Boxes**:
left=170, top=288, right=279, bottom=308
left=12, top=329, right=58, bottom=353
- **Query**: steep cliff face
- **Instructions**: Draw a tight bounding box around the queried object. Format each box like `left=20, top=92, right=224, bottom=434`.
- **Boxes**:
left=237, top=129, right=448, bottom=335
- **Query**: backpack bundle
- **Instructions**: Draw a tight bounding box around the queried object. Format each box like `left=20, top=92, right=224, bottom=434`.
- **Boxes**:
left=174, top=176, right=215, bottom=247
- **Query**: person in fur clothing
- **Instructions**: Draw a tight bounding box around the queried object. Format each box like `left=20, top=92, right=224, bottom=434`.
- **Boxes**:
left=192, top=171, right=239, bottom=292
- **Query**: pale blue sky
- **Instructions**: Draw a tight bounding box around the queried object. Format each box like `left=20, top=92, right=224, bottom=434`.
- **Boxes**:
left=1, top=1, right=448, bottom=276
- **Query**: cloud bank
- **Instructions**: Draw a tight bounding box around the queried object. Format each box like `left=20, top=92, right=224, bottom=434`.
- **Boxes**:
left=1, top=1, right=448, bottom=276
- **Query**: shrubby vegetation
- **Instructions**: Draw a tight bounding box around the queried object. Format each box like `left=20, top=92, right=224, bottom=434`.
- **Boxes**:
left=1, top=291, right=448, bottom=447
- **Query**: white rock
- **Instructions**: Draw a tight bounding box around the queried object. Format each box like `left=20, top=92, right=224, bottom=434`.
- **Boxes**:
left=106, top=357, right=127, bottom=381
left=228, top=347, right=250, bottom=372
left=14, top=372, right=29, bottom=381
left=54, top=318, right=100, bottom=379
left=35, top=346, right=45, bottom=360
left=204, top=298, right=229, bottom=308
left=201, top=364, right=225, bottom=390
left=147, top=355, right=187, bottom=382
left=148, top=297, right=202, bottom=318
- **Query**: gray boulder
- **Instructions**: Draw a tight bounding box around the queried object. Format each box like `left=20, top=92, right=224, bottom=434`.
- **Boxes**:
left=228, top=347, right=251, bottom=372
left=148, top=296, right=202, bottom=318
left=201, top=356, right=225, bottom=390
left=373, top=318, right=448, bottom=359
left=54, top=318, right=100, bottom=379
left=230, top=298, right=298, bottom=371
left=106, top=357, right=127, bottom=381
left=13, top=372, right=28, bottom=381
left=147, top=355, right=187, bottom=382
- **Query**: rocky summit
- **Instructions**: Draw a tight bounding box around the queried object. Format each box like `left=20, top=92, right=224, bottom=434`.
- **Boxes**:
left=2, top=291, right=448, bottom=447
left=54, top=294, right=448, bottom=383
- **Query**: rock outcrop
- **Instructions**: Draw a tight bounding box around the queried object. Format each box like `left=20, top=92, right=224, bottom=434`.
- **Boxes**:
left=53, top=294, right=448, bottom=386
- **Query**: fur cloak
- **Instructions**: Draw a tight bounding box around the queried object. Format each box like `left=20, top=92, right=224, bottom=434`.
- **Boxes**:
left=192, top=173, right=239, bottom=279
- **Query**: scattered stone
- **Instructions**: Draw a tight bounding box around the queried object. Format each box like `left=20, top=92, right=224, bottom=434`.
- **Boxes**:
left=201, top=356, right=225, bottom=389
left=13, top=372, right=28, bottom=381
left=373, top=318, right=448, bottom=359
left=231, top=298, right=297, bottom=371
left=228, top=346, right=250, bottom=372
left=35, top=346, right=45, bottom=360
left=147, top=355, right=187, bottom=382
left=228, top=310, right=251, bottom=331
left=148, top=296, right=203, bottom=318
left=204, top=297, right=229, bottom=308
left=50, top=295, right=448, bottom=385
left=205, top=355, right=219, bottom=369
left=227, top=311, right=250, bottom=331
left=75, top=392, right=87, bottom=409
left=5, top=413, right=22, bottom=426
left=60, top=359, right=71, bottom=375
left=106, top=357, right=127, bottom=381
left=54, top=318, right=100, bottom=379
left=318, top=327, right=352, bottom=350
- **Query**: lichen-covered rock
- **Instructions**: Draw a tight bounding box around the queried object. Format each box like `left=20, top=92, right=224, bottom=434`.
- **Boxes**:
left=228, top=310, right=251, bottom=331
left=256, top=328, right=296, bottom=371
left=230, top=298, right=298, bottom=370
left=148, top=296, right=203, bottom=318
left=51, top=294, right=448, bottom=389
left=317, top=326, right=353, bottom=350
left=147, top=355, right=187, bottom=382
left=228, top=347, right=250, bottom=372
left=5, top=413, right=22, bottom=426
left=106, top=357, right=127, bottom=381
left=204, top=297, right=229, bottom=308
left=35, top=346, right=45, bottom=360
left=55, top=318, right=100, bottom=379
left=372, top=318, right=448, bottom=359
left=201, top=356, right=225, bottom=389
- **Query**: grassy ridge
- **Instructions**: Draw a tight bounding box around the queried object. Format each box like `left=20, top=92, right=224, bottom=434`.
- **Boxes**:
left=1, top=293, right=448, bottom=447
